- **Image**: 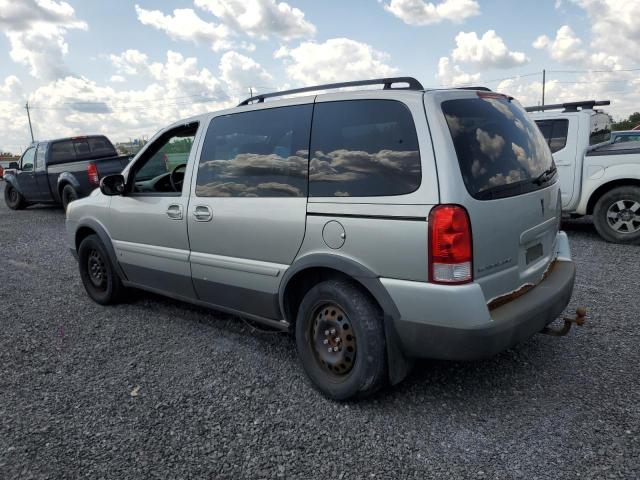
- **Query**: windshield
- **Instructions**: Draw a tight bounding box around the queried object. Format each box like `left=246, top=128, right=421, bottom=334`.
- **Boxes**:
left=442, top=94, right=555, bottom=200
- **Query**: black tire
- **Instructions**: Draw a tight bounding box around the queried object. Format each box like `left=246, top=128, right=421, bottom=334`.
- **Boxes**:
left=61, top=184, right=78, bottom=211
left=295, top=278, right=387, bottom=400
left=78, top=234, right=125, bottom=305
left=593, top=186, right=640, bottom=244
left=4, top=184, right=26, bottom=210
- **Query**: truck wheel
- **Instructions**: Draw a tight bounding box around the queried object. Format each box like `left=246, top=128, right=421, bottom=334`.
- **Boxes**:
left=78, top=234, right=125, bottom=305
left=61, top=185, right=78, bottom=211
left=4, top=184, right=26, bottom=210
left=295, top=278, right=387, bottom=400
left=593, top=186, right=640, bottom=244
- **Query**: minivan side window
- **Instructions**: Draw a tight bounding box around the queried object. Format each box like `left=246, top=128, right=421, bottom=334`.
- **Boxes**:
left=309, top=100, right=421, bottom=197
left=196, top=104, right=312, bottom=197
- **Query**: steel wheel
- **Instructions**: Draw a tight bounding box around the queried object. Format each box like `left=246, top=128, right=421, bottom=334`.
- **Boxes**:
left=606, top=199, right=640, bottom=234
left=8, top=187, right=18, bottom=204
left=87, top=249, right=107, bottom=290
left=309, top=303, right=357, bottom=377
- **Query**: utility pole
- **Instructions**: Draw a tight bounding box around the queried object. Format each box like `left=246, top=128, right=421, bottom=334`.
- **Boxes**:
left=25, top=101, right=34, bottom=143
left=249, top=87, right=253, bottom=98
left=541, top=69, right=546, bottom=107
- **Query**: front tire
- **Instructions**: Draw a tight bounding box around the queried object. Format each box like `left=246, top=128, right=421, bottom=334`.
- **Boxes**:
left=4, top=184, right=26, bottom=210
left=61, top=184, right=78, bottom=211
left=78, top=234, right=125, bottom=305
left=593, top=186, right=640, bottom=244
left=295, top=278, right=387, bottom=400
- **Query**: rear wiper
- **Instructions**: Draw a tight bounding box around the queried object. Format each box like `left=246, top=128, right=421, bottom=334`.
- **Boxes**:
left=533, top=165, right=557, bottom=185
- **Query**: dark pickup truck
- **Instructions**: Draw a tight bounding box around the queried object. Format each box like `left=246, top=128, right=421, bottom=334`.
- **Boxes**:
left=4, top=135, right=130, bottom=211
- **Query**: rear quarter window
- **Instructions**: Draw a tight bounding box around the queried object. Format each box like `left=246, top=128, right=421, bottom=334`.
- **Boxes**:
left=309, top=99, right=421, bottom=197
left=442, top=95, right=554, bottom=200
left=50, top=141, right=76, bottom=164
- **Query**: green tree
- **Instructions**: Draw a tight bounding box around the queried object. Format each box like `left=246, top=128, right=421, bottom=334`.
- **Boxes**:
left=612, top=112, right=640, bottom=131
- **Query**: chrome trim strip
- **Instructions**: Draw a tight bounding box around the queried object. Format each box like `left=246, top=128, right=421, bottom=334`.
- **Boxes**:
left=113, top=240, right=189, bottom=262
left=190, top=251, right=287, bottom=277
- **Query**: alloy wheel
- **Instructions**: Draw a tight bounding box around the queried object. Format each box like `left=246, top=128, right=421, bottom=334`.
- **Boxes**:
left=606, top=199, right=640, bottom=234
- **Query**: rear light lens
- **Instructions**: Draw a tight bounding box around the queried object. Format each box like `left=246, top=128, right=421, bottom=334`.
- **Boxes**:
left=428, top=204, right=473, bottom=284
left=87, top=162, right=99, bottom=186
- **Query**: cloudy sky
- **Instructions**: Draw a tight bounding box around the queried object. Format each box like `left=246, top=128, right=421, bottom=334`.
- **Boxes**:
left=1, top=0, right=639, bottom=153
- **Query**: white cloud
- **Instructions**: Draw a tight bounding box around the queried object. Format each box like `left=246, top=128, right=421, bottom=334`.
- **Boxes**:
left=275, top=38, right=397, bottom=85
left=533, top=25, right=623, bottom=69
left=533, top=25, right=587, bottom=64
left=195, top=0, right=315, bottom=40
left=383, top=0, right=480, bottom=26
left=436, top=56, right=480, bottom=86
left=135, top=5, right=234, bottom=52
left=219, top=51, right=274, bottom=92
left=110, top=75, right=125, bottom=83
left=572, top=0, right=640, bottom=63
left=110, top=49, right=153, bottom=76
left=452, top=30, right=529, bottom=69
left=0, top=0, right=87, bottom=80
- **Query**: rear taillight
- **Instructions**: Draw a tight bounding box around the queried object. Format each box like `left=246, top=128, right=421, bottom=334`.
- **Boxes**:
left=87, top=162, right=99, bottom=186
left=428, top=204, right=473, bottom=284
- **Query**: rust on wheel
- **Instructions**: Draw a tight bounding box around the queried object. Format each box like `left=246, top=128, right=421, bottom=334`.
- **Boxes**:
left=87, top=249, right=107, bottom=290
left=310, top=303, right=356, bottom=376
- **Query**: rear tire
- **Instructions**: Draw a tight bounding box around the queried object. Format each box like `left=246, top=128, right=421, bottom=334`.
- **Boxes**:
left=593, top=186, right=640, bottom=244
left=78, top=234, right=125, bottom=305
left=295, top=278, right=387, bottom=400
left=61, top=184, right=78, bottom=211
left=4, top=184, right=26, bottom=210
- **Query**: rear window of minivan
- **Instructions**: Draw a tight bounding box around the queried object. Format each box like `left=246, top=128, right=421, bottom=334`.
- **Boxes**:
left=442, top=95, right=555, bottom=200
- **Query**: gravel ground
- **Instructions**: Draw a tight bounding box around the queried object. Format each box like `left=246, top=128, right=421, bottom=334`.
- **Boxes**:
left=0, top=181, right=638, bottom=479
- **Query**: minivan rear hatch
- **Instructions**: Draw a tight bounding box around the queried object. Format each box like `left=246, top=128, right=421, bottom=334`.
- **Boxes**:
left=426, top=90, right=562, bottom=303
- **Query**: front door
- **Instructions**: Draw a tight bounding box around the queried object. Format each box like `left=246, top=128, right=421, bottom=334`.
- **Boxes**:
left=187, top=103, right=313, bottom=319
left=107, top=122, right=200, bottom=299
left=15, top=147, right=38, bottom=199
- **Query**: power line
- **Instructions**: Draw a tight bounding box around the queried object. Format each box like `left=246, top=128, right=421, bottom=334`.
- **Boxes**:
left=547, top=67, right=640, bottom=74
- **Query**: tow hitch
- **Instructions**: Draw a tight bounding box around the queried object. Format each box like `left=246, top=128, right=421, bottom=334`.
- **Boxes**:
left=541, top=308, right=587, bottom=337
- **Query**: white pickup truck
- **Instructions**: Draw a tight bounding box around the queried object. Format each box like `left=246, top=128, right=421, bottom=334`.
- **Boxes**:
left=528, top=100, right=640, bottom=244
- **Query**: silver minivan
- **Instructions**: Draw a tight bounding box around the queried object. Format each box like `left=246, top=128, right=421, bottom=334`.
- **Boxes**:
left=66, top=78, right=575, bottom=400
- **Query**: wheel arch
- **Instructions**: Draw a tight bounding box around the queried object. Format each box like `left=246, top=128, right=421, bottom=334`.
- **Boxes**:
left=57, top=173, right=81, bottom=203
left=586, top=178, right=640, bottom=214
left=279, top=254, right=411, bottom=385
left=74, top=219, right=127, bottom=281
left=3, top=174, right=22, bottom=194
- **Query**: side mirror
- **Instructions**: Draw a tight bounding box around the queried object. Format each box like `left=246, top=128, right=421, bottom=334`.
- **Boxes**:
left=8, top=162, right=18, bottom=169
left=100, top=174, right=126, bottom=196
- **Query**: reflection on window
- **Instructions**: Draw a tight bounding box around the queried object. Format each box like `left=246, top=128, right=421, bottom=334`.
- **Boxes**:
left=535, top=119, right=568, bottom=153
left=196, top=105, right=312, bottom=197
left=309, top=100, right=421, bottom=197
left=443, top=96, right=554, bottom=200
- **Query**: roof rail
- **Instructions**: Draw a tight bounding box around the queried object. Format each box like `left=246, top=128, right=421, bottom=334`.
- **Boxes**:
left=525, top=100, right=610, bottom=113
left=237, top=77, right=424, bottom=106
left=455, top=86, right=492, bottom=92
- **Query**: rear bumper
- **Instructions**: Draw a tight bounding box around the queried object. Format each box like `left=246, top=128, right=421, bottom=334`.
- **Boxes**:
left=384, top=232, right=576, bottom=360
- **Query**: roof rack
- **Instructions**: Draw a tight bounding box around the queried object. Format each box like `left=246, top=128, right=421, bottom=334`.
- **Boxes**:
left=237, top=77, right=424, bottom=106
left=525, top=100, right=610, bottom=113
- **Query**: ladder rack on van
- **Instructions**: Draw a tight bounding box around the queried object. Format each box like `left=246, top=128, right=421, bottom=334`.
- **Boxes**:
left=237, top=77, right=425, bottom=106
left=525, top=100, right=610, bottom=113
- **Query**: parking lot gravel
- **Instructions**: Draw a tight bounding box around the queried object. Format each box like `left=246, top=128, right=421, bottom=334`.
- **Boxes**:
left=0, top=181, right=638, bottom=479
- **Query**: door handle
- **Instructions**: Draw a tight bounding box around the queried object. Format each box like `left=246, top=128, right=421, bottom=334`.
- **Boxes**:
left=166, top=204, right=183, bottom=220
left=193, top=205, right=213, bottom=222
